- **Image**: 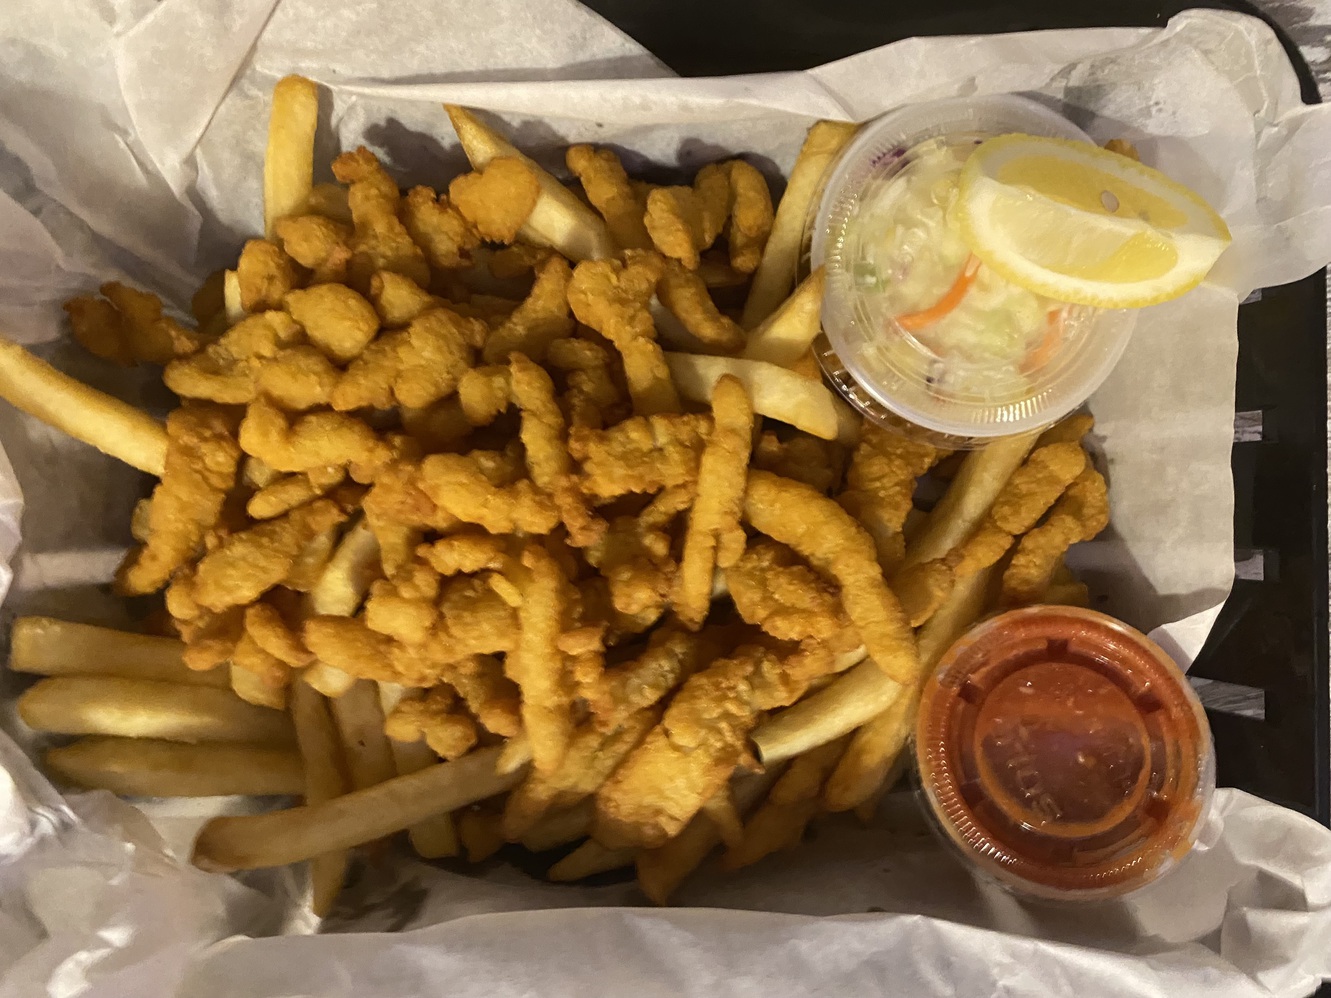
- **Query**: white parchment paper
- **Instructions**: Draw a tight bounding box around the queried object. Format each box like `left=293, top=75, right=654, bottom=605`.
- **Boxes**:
left=1, top=1, right=1331, bottom=996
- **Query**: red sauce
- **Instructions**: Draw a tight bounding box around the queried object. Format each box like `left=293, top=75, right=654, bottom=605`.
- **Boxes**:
left=915, top=606, right=1213, bottom=898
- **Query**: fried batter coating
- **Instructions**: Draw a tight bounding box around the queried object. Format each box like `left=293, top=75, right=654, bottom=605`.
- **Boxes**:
left=178, top=607, right=245, bottom=673
left=247, top=465, right=344, bottom=520
left=302, top=616, right=441, bottom=687
left=643, top=165, right=731, bottom=270
left=480, top=255, right=573, bottom=364
left=401, top=185, right=480, bottom=271
left=502, top=708, right=657, bottom=839
left=656, top=258, right=746, bottom=354
left=116, top=405, right=241, bottom=595
left=191, top=498, right=347, bottom=612
left=1002, top=467, right=1109, bottom=605
left=546, top=336, right=624, bottom=429
left=417, top=451, right=560, bottom=535
left=753, top=430, right=842, bottom=494
left=436, top=575, right=520, bottom=658
left=419, top=532, right=512, bottom=576
left=724, top=540, right=842, bottom=643
left=744, top=470, right=918, bottom=685
left=891, top=558, right=955, bottom=627
left=586, top=625, right=719, bottom=731
left=332, top=147, right=430, bottom=291
left=368, top=270, right=440, bottom=328
left=505, top=544, right=576, bottom=773
left=239, top=397, right=391, bottom=477
left=586, top=484, right=692, bottom=622
left=988, top=442, right=1087, bottom=535
left=1036, top=412, right=1095, bottom=448
left=244, top=600, right=313, bottom=667
left=457, top=364, right=512, bottom=426
left=164, top=310, right=303, bottom=403
left=254, top=346, right=341, bottom=411
left=568, top=252, right=680, bottom=416
left=237, top=239, right=301, bottom=312
left=722, top=160, right=775, bottom=274
left=331, top=306, right=487, bottom=411
left=363, top=560, right=440, bottom=645
left=675, top=376, right=753, bottom=629
left=448, top=157, right=541, bottom=243
left=838, top=427, right=940, bottom=574
left=566, top=144, right=651, bottom=251
left=283, top=284, right=379, bottom=363
left=66, top=283, right=202, bottom=366
left=443, top=654, right=521, bottom=737
left=384, top=687, right=479, bottom=761
left=569, top=413, right=711, bottom=501
left=274, top=214, right=354, bottom=285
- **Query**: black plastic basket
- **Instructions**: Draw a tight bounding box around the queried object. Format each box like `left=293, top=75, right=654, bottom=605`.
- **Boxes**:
left=581, top=0, right=1331, bottom=827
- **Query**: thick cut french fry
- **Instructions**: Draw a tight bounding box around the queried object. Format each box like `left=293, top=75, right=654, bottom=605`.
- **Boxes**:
left=665, top=352, right=850, bottom=442
left=191, top=745, right=523, bottom=872
left=519, top=799, right=593, bottom=852
left=379, top=682, right=459, bottom=858
left=901, top=432, right=1038, bottom=568
left=0, top=339, right=167, bottom=475
left=548, top=839, right=635, bottom=882
left=45, top=737, right=304, bottom=798
left=752, top=566, right=993, bottom=765
left=445, top=106, right=615, bottom=262
left=740, top=267, right=826, bottom=367
left=263, top=75, right=320, bottom=238
left=223, top=270, right=245, bottom=325
left=330, top=678, right=397, bottom=790
left=18, top=676, right=295, bottom=745
left=230, top=663, right=287, bottom=710
left=289, top=679, right=351, bottom=917
left=822, top=686, right=917, bottom=812
left=742, top=121, right=858, bottom=329
left=304, top=519, right=382, bottom=698
left=9, top=617, right=227, bottom=687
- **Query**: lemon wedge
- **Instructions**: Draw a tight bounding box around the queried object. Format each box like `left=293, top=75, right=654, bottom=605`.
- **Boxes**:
left=955, top=134, right=1231, bottom=308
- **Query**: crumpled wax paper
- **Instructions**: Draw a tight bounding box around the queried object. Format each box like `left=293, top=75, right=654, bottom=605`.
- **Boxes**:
left=1, top=1, right=1330, bottom=996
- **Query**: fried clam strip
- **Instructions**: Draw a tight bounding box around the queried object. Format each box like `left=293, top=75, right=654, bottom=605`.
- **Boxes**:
left=65, top=282, right=202, bottom=366
left=567, top=251, right=680, bottom=416
left=116, top=405, right=241, bottom=595
left=331, top=147, right=429, bottom=292
left=566, top=145, right=651, bottom=251
left=501, top=708, right=658, bottom=840
left=282, top=283, right=379, bottom=364
left=569, top=413, right=711, bottom=502
left=593, top=641, right=830, bottom=850
left=383, top=687, right=479, bottom=761
left=545, top=336, right=624, bottom=430
left=164, top=310, right=303, bottom=405
left=236, top=238, right=301, bottom=313
left=448, top=157, right=541, bottom=244
left=480, top=255, right=574, bottom=364
left=584, top=625, right=722, bottom=732
left=643, top=163, right=731, bottom=270
left=837, top=425, right=943, bottom=575
left=655, top=259, right=745, bottom=354
left=724, top=540, right=842, bottom=643
left=674, top=376, right=754, bottom=629
left=275, top=214, right=353, bottom=285
left=505, top=544, right=578, bottom=774
left=752, top=429, right=843, bottom=495
left=239, top=397, right=392, bottom=478
left=821, top=679, right=917, bottom=813
left=1001, top=467, right=1109, bottom=606
left=417, top=450, right=560, bottom=535
left=331, top=306, right=488, bottom=412
left=585, top=485, right=693, bottom=625
left=721, top=160, right=775, bottom=275
left=400, top=185, right=480, bottom=272
left=743, top=471, right=918, bottom=686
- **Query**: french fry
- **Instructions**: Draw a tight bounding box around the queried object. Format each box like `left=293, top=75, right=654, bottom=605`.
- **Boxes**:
left=742, top=120, right=858, bottom=329
left=665, top=352, right=851, bottom=442
left=457, top=808, right=505, bottom=862
left=289, top=679, right=351, bottom=916
left=548, top=840, right=635, bottom=882
left=497, top=732, right=534, bottom=775
left=822, top=685, right=917, bottom=812
left=445, top=105, right=615, bottom=262
left=519, top=799, right=593, bottom=852
left=379, top=682, right=460, bottom=859
left=191, top=744, right=523, bottom=872
left=18, top=676, right=296, bottom=745
left=304, top=520, right=382, bottom=698
left=330, top=678, right=397, bottom=790
left=223, top=270, right=245, bottom=325
left=45, top=737, right=304, bottom=798
left=752, top=566, right=993, bottom=765
left=263, top=75, right=320, bottom=238
left=230, top=663, right=287, bottom=710
left=0, top=338, right=168, bottom=475
left=901, top=432, right=1038, bottom=568
left=740, top=267, right=826, bottom=367
left=8, top=617, right=228, bottom=687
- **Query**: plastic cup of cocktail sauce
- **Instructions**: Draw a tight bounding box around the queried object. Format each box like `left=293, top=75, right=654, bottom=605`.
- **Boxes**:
left=913, top=606, right=1215, bottom=901
left=808, top=96, right=1137, bottom=447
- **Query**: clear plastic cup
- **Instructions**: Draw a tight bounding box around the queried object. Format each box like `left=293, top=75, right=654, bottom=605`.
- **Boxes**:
left=913, top=606, right=1215, bottom=901
left=810, top=96, right=1137, bottom=447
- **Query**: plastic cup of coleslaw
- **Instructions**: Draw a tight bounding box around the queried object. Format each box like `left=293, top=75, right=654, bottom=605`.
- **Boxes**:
left=809, top=95, right=1137, bottom=446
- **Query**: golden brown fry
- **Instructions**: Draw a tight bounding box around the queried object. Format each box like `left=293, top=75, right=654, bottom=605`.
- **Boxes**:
left=480, top=255, right=574, bottom=364
left=1002, top=467, right=1109, bottom=605
left=725, top=540, right=842, bottom=642
left=448, top=157, right=540, bottom=243
left=401, top=185, right=479, bottom=271
left=8, top=617, right=227, bottom=687
left=568, top=251, right=680, bottom=416
left=743, top=120, right=858, bottom=328
left=329, top=678, right=398, bottom=794
left=656, top=258, right=745, bottom=354
left=506, top=544, right=575, bottom=773
left=740, top=267, right=825, bottom=367
left=744, top=471, right=918, bottom=685
left=569, top=413, right=710, bottom=501
left=332, top=146, right=430, bottom=291
left=548, top=840, right=636, bottom=881
left=46, top=737, right=304, bottom=798
left=377, top=682, right=461, bottom=859
left=566, top=144, right=651, bottom=251
left=456, top=808, right=506, bottom=862
left=722, top=160, right=774, bottom=274
left=823, top=685, right=916, bottom=812
left=0, top=337, right=169, bottom=474
left=674, top=376, right=753, bottom=629
left=116, top=404, right=241, bottom=595
left=288, top=680, right=351, bottom=915
left=18, top=676, right=295, bottom=744
left=263, top=75, right=319, bottom=238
